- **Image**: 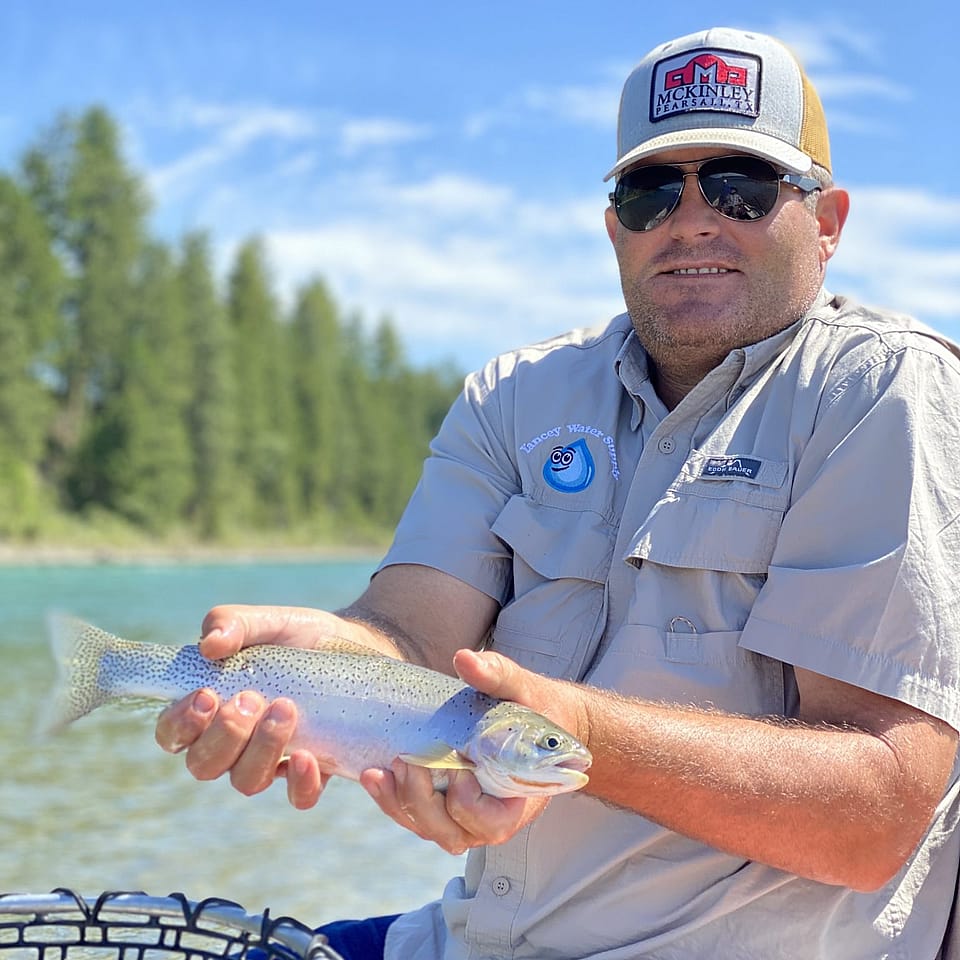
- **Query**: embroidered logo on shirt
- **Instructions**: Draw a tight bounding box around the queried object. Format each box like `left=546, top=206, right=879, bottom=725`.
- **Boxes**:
left=702, top=456, right=762, bottom=480
left=543, top=439, right=595, bottom=493
left=521, top=423, right=620, bottom=481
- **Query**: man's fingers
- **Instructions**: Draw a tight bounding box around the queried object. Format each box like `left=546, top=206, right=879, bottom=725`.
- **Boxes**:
left=282, top=750, right=328, bottom=810
left=362, top=762, right=474, bottom=855
left=443, top=771, right=540, bottom=844
left=155, top=689, right=218, bottom=754
left=179, top=691, right=267, bottom=782
left=198, top=604, right=350, bottom=658
left=226, top=697, right=298, bottom=796
left=360, top=761, right=542, bottom=855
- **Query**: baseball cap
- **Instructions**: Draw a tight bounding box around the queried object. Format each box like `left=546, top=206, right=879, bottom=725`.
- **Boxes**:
left=604, top=27, right=831, bottom=181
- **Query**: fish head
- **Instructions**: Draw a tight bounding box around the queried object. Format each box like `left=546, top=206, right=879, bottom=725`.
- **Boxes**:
left=466, top=701, right=592, bottom=798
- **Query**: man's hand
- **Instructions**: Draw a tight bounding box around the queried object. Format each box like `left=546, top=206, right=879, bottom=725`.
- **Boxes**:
left=360, top=648, right=586, bottom=853
left=154, top=604, right=358, bottom=809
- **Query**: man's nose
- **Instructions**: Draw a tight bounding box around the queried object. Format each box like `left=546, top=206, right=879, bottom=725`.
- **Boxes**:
left=667, top=172, right=721, bottom=239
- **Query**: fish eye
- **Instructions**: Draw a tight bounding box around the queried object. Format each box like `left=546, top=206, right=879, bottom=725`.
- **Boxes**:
left=538, top=733, right=563, bottom=751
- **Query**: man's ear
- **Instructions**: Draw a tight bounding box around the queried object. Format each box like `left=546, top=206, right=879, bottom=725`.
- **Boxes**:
left=605, top=204, right=619, bottom=245
left=816, top=187, right=850, bottom=266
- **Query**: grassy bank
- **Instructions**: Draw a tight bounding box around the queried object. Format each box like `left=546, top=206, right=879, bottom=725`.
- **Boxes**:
left=0, top=512, right=391, bottom=566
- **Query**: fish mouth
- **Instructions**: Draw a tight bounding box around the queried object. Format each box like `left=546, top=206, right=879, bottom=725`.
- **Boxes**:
left=541, top=751, right=592, bottom=774
left=510, top=770, right=590, bottom=790
left=504, top=751, right=592, bottom=793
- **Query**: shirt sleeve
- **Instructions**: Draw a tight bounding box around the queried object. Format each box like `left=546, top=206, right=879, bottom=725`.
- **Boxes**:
left=376, top=359, right=520, bottom=604
left=740, top=338, right=960, bottom=729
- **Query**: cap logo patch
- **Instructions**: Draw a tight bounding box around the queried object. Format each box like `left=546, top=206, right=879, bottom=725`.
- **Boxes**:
left=650, top=48, right=761, bottom=123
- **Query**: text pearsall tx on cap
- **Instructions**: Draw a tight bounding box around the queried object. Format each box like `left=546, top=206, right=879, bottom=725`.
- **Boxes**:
left=605, top=26, right=831, bottom=182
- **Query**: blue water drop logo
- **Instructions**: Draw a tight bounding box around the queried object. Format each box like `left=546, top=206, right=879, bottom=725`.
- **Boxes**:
left=543, top=438, right=595, bottom=493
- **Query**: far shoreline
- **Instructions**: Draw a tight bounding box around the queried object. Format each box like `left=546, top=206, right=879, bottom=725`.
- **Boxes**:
left=0, top=541, right=387, bottom=567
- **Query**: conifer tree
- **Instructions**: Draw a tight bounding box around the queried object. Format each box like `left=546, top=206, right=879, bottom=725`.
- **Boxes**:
left=0, top=176, right=63, bottom=534
left=288, top=278, right=344, bottom=520
left=364, top=317, right=413, bottom=522
left=179, top=232, right=237, bottom=539
left=329, top=313, right=373, bottom=525
left=21, top=106, right=148, bottom=504
left=226, top=238, right=296, bottom=528
left=109, top=242, right=194, bottom=529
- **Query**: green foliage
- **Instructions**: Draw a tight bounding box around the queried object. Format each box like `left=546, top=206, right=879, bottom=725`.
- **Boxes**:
left=179, top=232, right=237, bottom=539
left=227, top=238, right=297, bottom=529
left=0, top=106, right=465, bottom=547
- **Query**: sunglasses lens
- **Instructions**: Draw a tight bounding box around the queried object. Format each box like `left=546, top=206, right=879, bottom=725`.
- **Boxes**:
left=698, top=157, right=780, bottom=221
left=613, top=156, right=788, bottom=231
left=614, top=166, right=683, bottom=231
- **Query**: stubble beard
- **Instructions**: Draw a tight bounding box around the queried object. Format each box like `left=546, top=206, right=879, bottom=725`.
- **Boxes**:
left=621, top=245, right=824, bottom=377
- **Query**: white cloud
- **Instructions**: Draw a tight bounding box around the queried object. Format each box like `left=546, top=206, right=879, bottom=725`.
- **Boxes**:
left=828, top=185, right=960, bottom=335
left=464, top=65, right=623, bottom=140
left=519, top=76, right=622, bottom=130
left=256, top=180, right=622, bottom=367
left=168, top=101, right=319, bottom=141
left=773, top=19, right=883, bottom=71
left=146, top=99, right=320, bottom=197
left=339, top=118, right=431, bottom=156
left=359, top=172, right=514, bottom=224
left=142, top=97, right=432, bottom=205
left=772, top=21, right=913, bottom=122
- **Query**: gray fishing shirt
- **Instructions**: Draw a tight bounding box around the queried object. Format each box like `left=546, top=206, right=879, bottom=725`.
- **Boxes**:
left=378, top=291, right=960, bottom=960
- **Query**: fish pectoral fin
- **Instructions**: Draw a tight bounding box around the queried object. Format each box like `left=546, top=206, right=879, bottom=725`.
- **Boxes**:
left=399, top=744, right=476, bottom=771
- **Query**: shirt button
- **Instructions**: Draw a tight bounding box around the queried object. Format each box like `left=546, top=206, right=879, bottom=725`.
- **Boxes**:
left=657, top=436, right=676, bottom=454
left=492, top=877, right=511, bottom=896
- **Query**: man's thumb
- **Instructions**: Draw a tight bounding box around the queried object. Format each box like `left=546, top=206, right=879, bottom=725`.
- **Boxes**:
left=453, top=648, right=518, bottom=698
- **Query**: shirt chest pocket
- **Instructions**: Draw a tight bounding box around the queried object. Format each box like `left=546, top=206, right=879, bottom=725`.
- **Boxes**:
left=629, top=456, right=790, bottom=575
left=490, top=494, right=616, bottom=680
left=590, top=468, right=793, bottom=715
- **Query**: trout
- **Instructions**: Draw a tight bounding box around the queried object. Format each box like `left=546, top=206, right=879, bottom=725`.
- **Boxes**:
left=44, top=617, right=592, bottom=798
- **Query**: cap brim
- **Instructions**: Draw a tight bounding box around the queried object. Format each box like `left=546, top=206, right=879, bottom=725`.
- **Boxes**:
left=603, top=128, right=813, bottom=181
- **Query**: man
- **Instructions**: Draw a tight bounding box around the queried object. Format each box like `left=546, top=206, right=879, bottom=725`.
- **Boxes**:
left=157, top=27, right=960, bottom=959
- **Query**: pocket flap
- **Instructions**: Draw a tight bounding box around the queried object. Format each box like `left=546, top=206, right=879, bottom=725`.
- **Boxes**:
left=492, top=495, right=616, bottom=584
left=630, top=492, right=783, bottom=574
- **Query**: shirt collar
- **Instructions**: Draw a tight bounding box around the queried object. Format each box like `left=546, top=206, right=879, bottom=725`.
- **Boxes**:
left=613, top=323, right=668, bottom=429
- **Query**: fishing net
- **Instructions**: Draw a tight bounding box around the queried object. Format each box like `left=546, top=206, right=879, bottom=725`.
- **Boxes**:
left=0, top=890, right=343, bottom=960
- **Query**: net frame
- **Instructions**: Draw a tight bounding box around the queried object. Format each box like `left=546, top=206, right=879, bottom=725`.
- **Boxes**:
left=0, top=890, right=343, bottom=960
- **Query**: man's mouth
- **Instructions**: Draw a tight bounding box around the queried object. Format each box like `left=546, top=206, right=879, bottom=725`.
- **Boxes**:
left=672, top=267, right=731, bottom=275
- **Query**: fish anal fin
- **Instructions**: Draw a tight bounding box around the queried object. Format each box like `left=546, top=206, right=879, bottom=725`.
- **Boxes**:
left=399, top=743, right=476, bottom=771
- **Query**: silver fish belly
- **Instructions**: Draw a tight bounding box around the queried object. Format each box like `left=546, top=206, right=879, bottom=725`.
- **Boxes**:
left=43, top=617, right=592, bottom=798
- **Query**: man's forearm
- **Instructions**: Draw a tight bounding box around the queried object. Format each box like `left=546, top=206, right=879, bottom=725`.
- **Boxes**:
left=577, top=685, right=951, bottom=891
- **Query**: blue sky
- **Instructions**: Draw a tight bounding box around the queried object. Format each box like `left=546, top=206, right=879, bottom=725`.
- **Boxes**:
left=0, top=1, right=955, bottom=370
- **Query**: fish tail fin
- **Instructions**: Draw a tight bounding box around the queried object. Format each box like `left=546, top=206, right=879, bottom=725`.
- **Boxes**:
left=39, top=613, right=116, bottom=736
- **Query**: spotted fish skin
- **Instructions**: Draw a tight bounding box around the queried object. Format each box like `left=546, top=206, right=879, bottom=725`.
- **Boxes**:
left=44, top=617, right=592, bottom=799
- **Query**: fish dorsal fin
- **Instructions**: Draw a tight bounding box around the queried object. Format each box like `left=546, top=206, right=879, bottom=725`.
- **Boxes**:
left=320, top=636, right=387, bottom=657
left=399, top=743, right=476, bottom=771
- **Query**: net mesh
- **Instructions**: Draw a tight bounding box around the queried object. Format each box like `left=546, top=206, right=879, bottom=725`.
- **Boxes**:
left=0, top=891, right=342, bottom=960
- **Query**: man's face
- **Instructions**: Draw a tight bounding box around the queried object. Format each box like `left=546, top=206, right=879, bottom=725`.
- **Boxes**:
left=605, top=148, right=846, bottom=373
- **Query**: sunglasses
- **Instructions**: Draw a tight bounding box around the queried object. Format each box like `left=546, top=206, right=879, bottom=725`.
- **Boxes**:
left=609, top=155, right=821, bottom=232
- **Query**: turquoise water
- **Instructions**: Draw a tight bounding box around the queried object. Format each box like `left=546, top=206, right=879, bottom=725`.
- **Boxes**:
left=0, top=560, right=461, bottom=927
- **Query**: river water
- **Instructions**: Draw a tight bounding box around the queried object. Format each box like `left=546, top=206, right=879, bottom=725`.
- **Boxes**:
left=0, top=559, right=462, bottom=928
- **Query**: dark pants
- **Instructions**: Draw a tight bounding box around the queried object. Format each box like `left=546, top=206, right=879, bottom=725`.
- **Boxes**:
left=316, top=916, right=399, bottom=960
